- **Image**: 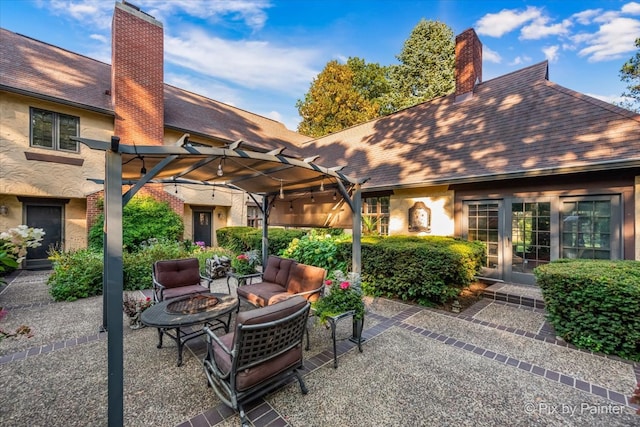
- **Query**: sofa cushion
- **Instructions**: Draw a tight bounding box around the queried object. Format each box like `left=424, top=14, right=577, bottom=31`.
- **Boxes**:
left=161, top=284, right=209, bottom=301
left=236, top=346, right=302, bottom=391
left=236, top=282, right=287, bottom=307
left=237, top=296, right=308, bottom=325
left=154, top=258, right=202, bottom=288
left=286, top=263, right=326, bottom=300
left=261, top=256, right=295, bottom=287
left=212, top=332, right=235, bottom=376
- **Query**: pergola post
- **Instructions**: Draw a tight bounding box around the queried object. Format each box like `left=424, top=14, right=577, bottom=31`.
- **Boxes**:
left=104, top=139, right=124, bottom=427
left=351, top=184, right=362, bottom=273
left=261, top=196, right=269, bottom=266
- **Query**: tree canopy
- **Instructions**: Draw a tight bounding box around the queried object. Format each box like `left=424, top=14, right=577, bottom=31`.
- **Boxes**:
left=383, top=19, right=455, bottom=112
left=296, top=59, right=384, bottom=137
left=618, top=37, right=640, bottom=113
left=296, top=19, right=455, bottom=137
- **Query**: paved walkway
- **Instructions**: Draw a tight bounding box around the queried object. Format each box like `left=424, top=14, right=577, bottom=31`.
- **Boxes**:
left=0, top=270, right=638, bottom=426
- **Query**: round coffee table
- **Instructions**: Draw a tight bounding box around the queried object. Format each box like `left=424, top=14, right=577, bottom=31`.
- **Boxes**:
left=141, top=293, right=238, bottom=366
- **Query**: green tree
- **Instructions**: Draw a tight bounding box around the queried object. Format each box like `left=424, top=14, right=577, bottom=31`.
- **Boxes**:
left=296, top=58, right=385, bottom=137
left=384, top=19, right=455, bottom=111
left=617, top=37, right=640, bottom=113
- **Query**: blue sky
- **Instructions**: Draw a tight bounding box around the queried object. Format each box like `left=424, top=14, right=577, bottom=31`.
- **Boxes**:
left=1, top=0, right=638, bottom=130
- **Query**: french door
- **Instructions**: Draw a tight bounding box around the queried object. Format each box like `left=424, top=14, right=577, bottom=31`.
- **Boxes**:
left=463, top=201, right=502, bottom=280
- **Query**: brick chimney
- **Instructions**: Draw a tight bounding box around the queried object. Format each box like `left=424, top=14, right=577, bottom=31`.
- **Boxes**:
left=111, top=1, right=164, bottom=145
left=455, top=28, right=482, bottom=102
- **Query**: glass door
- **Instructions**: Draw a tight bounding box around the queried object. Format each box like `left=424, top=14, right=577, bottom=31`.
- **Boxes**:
left=464, top=201, right=502, bottom=280
left=510, top=201, right=551, bottom=284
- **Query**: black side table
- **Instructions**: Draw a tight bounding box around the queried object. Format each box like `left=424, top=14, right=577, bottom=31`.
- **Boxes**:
left=326, top=310, right=364, bottom=368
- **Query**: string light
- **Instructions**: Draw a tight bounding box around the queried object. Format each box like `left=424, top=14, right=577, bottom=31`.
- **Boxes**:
left=211, top=189, right=215, bottom=199
left=217, top=158, right=224, bottom=177
left=289, top=201, right=293, bottom=212
left=310, top=189, right=315, bottom=203
left=279, top=180, right=284, bottom=199
left=319, top=179, right=324, bottom=192
left=139, top=156, right=146, bottom=176
left=333, top=191, right=337, bottom=201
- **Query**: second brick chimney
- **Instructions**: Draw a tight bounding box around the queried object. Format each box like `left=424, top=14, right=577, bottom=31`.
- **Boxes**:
left=111, top=1, right=164, bottom=145
left=455, top=28, right=482, bottom=102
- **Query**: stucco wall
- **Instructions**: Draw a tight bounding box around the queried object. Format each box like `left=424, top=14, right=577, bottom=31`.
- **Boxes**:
left=636, top=175, right=640, bottom=260
left=389, top=186, right=454, bottom=236
left=0, top=92, right=111, bottom=198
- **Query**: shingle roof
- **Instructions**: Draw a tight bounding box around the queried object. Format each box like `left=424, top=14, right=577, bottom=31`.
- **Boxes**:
left=301, top=61, right=640, bottom=189
left=0, top=28, right=309, bottom=153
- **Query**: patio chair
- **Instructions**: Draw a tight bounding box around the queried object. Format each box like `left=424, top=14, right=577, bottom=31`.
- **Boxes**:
left=152, top=258, right=212, bottom=302
left=203, top=296, right=311, bottom=427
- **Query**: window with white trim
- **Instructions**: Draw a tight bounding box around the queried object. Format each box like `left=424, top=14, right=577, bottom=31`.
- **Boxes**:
left=30, top=107, right=79, bottom=152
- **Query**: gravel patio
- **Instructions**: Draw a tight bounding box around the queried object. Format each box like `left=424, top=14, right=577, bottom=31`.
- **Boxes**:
left=0, top=270, right=638, bottom=426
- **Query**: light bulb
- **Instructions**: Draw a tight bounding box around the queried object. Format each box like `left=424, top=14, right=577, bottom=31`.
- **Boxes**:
left=333, top=191, right=337, bottom=201
left=320, top=180, right=324, bottom=192
left=217, top=162, right=224, bottom=177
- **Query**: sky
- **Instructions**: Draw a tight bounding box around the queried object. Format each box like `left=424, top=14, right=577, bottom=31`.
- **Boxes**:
left=0, top=0, right=638, bottom=131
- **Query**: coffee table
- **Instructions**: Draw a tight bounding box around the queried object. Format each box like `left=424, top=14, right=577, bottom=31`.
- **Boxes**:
left=141, top=293, right=238, bottom=366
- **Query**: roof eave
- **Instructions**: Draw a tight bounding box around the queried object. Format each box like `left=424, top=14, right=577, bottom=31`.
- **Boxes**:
left=0, top=85, right=114, bottom=116
left=364, top=158, right=640, bottom=192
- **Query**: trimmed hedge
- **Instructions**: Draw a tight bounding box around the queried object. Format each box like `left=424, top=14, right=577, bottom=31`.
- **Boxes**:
left=359, top=236, right=485, bottom=306
left=47, top=243, right=234, bottom=301
left=216, top=226, right=312, bottom=257
left=534, top=259, right=640, bottom=361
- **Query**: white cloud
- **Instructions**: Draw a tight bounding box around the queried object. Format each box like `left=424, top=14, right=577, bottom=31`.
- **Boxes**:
left=621, top=2, right=640, bottom=14
left=475, top=6, right=542, bottom=37
left=585, top=92, right=627, bottom=104
left=89, top=34, right=107, bottom=43
left=165, top=72, right=243, bottom=107
left=578, top=17, right=640, bottom=61
left=140, top=0, right=272, bottom=31
left=482, top=45, right=502, bottom=63
left=164, top=28, right=319, bottom=95
left=520, top=18, right=572, bottom=40
left=508, top=56, right=532, bottom=66
left=571, top=9, right=602, bottom=25
left=41, top=0, right=113, bottom=29
left=542, top=45, right=560, bottom=62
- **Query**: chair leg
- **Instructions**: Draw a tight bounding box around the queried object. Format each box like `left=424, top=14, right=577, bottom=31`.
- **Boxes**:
left=294, top=371, right=308, bottom=394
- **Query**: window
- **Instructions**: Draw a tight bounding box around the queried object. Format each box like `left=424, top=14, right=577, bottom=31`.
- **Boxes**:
left=30, top=108, right=79, bottom=152
left=247, top=205, right=262, bottom=228
left=362, top=196, right=390, bottom=235
left=561, top=197, right=618, bottom=260
left=467, top=202, right=500, bottom=269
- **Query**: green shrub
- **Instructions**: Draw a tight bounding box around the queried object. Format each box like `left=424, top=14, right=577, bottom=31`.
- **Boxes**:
left=48, top=240, right=235, bottom=300
left=217, top=226, right=308, bottom=257
left=280, top=229, right=350, bottom=273
left=88, top=195, right=184, bottom=252
left=48, top=249, right=104, bottom=301
left=534, top=260, right=640, bottom=361
left=359, top=236, right=485, bottom=306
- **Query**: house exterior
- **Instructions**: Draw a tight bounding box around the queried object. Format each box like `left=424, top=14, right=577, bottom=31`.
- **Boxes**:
left=299, top=29, right=640, bottom=285
left=1, top=2, right=638, bottom=284
left=0, top=2, right=306, bottom=268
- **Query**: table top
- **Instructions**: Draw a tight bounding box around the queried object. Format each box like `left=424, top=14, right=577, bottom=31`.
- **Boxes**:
left=141, top=293, right=238, bottom=328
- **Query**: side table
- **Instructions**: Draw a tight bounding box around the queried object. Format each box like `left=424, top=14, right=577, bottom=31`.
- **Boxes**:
left=226, top=272, right=262, bottom=289
left=326, top=310, right=364, bottom=369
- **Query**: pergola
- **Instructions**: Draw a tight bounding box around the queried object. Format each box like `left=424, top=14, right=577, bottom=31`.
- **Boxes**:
left=74, top=135, right=366, bottom=426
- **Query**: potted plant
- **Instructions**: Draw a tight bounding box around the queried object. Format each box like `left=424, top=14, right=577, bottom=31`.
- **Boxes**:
left=123, top=294, right=153, bottom=329
left=231, top=250, right=260, bottom=276
left=313, top=270, right=365, bottom=338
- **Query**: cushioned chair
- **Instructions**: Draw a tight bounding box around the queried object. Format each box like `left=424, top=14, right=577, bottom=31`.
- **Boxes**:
left=152, top=258, right=211, bottom=302
left=236, top=256, right=326, bottom=307
left=203, top=296, right=311, bottom=426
